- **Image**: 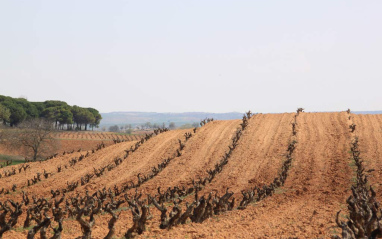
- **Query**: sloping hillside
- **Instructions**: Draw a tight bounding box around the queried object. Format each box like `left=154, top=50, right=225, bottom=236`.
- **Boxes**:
left=0, top=112, right=381, bottom=238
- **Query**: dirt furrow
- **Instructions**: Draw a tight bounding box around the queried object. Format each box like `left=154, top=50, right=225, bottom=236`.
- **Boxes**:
left=246, top=112, right=353, bottom=237
left=2, top=112, right=379, bottom=239
left=197, top=113, right=293, bottom=196
left=353, top=114, right=382, bottom=197
left=144, top=112, right=353, bottom=238
left=86, top=129, right=189, bottom=191
left=138, top=120, right=241, bottom=194
left=0, top=141, right=137, bottom=200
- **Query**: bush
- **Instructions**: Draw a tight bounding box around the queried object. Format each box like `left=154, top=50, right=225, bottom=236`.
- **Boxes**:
left=109, top=125, right=119, bottom=132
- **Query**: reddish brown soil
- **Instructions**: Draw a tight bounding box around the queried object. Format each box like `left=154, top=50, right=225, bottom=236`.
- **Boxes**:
left=1, top=112, right=381, bottom=238
left=138, top=120, right=241, bottom=194
left=133, top=112, right=354, bottom=238
left=352, top=114, right=382, bottom=198
left=53, top=131, right=143, bottom=141
left=58, top=139, right=114, bottom=153
left=199, top=113, right=293, bottom=197
left=87, top=129, right=191, bottom=191
left=0, top=131, right=142, bottom=157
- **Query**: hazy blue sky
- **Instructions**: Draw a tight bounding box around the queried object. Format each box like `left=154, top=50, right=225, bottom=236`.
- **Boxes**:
left=1, top=1, right=381, bottom=113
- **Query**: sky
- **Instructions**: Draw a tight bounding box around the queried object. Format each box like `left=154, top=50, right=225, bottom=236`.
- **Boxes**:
left=1, top=1, right=381, bottom=113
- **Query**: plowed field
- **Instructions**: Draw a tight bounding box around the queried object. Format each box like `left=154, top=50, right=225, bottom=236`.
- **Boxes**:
left=0, top=131, right=143, bottom=158
left=1, top=112, right=381, bottom=238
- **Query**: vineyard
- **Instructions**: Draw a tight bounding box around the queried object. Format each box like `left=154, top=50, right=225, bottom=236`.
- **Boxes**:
left=0, top=132, right=144, bottom=159
left=52, top=132, right=143, bottom=141
left=1, top=111, right=382, bottom=238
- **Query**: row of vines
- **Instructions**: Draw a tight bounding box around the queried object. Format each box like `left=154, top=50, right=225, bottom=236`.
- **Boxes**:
left=2, top=109, right=380, bottom=238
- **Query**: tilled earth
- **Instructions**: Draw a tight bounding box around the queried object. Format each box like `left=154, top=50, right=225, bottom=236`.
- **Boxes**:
left=1, top=112, right=380, bottom=238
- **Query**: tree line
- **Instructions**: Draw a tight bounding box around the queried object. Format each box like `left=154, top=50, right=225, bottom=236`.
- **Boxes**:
left=0, top=95, right=101, bottom=130
left=106, top=121, right=192, bottom=133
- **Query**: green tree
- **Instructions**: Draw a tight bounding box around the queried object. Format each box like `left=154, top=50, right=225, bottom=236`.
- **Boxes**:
left=0, top=97, right=37, bottom=126
left=71, top=106, right=90, bottom=130
left=2, top=101, right=27, bottom=126
left=124, top=124, right=133, bottom=134
left=0, top=95, right=102, bottom=129
left=43, top=100, right=69, bottom=108
left=14, top=98, right=39, bottom=119
left=42, top=107, right=59, bottom=127
left=31, top=102, right=46, bottom=117
left=169, top=122, right=176, bottom=129
left=71, top=107, right=95, bottom=130
left=109, top=125, right=119, bottom=132
left=0, top=104, right=11, bottom=124
left=71, top=105, right=82, bottom=129
left=82, top=109, right=95, bottom=131
left=42, top=106, right=74, bottom=129
left=58, top=108, right=73, bottom=129
left=87, top=108, right=102, bottom=130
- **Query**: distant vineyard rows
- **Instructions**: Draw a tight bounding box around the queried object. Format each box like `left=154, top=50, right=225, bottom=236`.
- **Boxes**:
left=52, top=132, right=144, bottom=141
left=1, top=110, right=380, bottom=238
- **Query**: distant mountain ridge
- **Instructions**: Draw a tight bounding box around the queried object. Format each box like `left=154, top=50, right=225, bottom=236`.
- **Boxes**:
left=100, top=111, right=244, bottom=127
left=353, top=111, right=382, bottom=115
left=100, top=110, right=382, bottom=128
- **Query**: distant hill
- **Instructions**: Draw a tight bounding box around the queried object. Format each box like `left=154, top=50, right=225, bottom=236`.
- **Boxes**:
left=99, top=110, right=382, bottom=129
left=354, top=111, right=382, bottom=115
left=100, top=111, right=244, bottom=128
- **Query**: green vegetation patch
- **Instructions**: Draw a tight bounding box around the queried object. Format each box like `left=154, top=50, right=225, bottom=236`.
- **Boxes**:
left=0, top=154, right=25, bottom=166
